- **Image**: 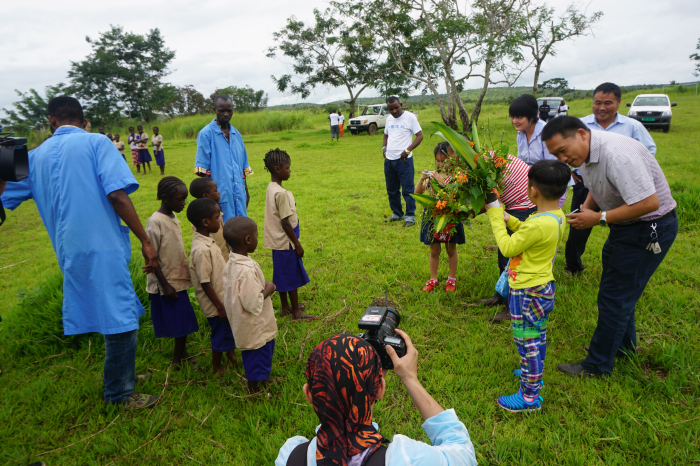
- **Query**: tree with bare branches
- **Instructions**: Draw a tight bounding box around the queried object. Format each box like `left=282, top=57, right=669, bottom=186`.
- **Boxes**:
left=522, top=3, right=603, bottom=95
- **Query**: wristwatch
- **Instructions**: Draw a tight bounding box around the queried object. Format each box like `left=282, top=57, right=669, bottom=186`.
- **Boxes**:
left=598, top=211, right=607, bottom=227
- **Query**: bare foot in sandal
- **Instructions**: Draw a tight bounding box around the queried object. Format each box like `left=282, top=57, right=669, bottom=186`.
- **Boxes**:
left=291, top=311, right=319, bottom=322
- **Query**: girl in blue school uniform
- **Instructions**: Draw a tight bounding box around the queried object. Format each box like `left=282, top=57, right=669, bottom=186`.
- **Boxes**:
left=146, top=176, right=200, bottom=370
left=262, top=149, right=318, bottom=322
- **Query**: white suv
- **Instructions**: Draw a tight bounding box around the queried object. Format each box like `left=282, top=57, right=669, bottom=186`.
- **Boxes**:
left=347, top=104, right=388, bottom=135
left=626, top=94, right=677, bottom=133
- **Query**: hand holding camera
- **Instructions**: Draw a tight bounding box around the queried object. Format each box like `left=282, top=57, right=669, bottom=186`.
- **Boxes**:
left=386, top=328, right=417, bottom=382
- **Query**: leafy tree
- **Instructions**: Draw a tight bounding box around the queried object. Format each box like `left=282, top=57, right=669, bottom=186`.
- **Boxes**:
left=68, top=25, right=176, bottom=124
left=691, top=37, right=700, bottom=77
left=1, top=84, right=70, bottom=134
left=522, top=4, right=603, bottom=94
left=160, top=85, right=210, bottom=117
left=210, top=86, right=268, bottom=113
left=268, top=7, right=403, bottom=118
left=337, top=0, right=529, bottom=130
left=539, top=77, right=569, bottom=95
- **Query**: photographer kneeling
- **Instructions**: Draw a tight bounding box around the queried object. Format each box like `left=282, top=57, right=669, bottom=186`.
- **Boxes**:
left=275, top=330, right=477, bottom=465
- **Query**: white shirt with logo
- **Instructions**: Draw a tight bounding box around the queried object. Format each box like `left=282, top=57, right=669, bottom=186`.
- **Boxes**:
left=385, top=112, right=422, bottom=160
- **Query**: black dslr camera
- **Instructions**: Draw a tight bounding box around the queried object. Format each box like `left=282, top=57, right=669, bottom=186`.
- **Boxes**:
left=358, top=293, right=407, bottom=370
left=0, top=133, right=30, bottom=226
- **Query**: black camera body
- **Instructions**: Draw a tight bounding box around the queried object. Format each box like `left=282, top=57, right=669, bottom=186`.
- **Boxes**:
left=358, top=304, right=407, bottom=370
left=0, top=133, right=30, bottom=226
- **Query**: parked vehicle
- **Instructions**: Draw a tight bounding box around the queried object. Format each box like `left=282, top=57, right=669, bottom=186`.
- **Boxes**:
left=626, top=94, right=676, bottom=133
left=347, top=104, right=388, bottom=135
left=536, top=97, right=564, bottom=120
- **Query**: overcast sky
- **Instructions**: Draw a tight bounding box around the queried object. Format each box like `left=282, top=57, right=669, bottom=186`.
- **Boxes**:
left=1, top=0, right=699, bottom=113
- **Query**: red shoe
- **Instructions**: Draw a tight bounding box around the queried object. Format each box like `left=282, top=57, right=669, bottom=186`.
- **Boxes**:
left=445, top=278, right=457, bottom=292
left=422, top=279, right=439, bottom=292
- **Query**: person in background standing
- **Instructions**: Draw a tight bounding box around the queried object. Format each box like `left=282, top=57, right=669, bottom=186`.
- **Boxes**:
left=98, top=126, right=106, bottom=136
left=152, top=126, right=165, bottom=176
left=84, top=119, right=92, bottom=133
left=557, top=100, right=569, bottom=117
left=136, top=125, right=152, bottom=175
left=113, top=134, right=126, bottom=161
left=539, top=100, right=551, bottom=122
left=328, top=109, right=340, bottom=142
left=128, top=126, right=141, bottom=173
left=194, top=95, right=250, bottom=222
left=565, top=82, right=657, bottom=277
left=338, top=110, right=345, bottom=137
left=382, top=95, right=423, bottom=228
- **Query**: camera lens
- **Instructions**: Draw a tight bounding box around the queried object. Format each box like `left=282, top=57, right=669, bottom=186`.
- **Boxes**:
left=0, top=140, right=29, bottom=182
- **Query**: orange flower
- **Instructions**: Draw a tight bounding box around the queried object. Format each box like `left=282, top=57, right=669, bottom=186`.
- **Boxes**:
left=494, top=157, right=506, bottom=168
left=473, top=156, right=479, bottom=164
left=469, top=141, right=475, bottom=148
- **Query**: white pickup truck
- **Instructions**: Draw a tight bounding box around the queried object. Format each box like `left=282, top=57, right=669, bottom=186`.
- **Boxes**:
left=347, top=104, right=389, bottom=135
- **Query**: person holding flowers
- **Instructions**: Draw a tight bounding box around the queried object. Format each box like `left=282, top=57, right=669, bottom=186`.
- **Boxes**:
left=415, top=142, right=466, bottom=292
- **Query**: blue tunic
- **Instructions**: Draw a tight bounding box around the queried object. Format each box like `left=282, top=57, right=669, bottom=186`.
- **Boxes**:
left=194, top=119, right=249, bottom=221
left=1, top=126, right=144, bottom=335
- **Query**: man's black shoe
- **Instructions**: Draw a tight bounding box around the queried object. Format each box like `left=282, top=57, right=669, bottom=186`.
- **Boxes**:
left=489, top=310, right=511, bottom=323
left=479, top=296, right=501, bottom=307
left=557, top=362, right=600, bottom=378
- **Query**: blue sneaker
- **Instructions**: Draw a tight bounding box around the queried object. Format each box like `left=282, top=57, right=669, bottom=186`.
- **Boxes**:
left=512, top=369, right=544, bottom=387
left=497, top=389, right=543, bottom=412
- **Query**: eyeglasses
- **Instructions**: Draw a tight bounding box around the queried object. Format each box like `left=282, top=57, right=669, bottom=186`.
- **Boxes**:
left=508, top=115, right=527, bottom=121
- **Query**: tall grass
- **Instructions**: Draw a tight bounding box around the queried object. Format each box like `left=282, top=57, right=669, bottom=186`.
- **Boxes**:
left=108, top=111, right=314, bottom=140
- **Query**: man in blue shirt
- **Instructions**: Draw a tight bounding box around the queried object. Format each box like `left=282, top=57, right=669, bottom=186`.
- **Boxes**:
left=565, top=82, right=657, bottom=276
left=0, top=97, right=159, bottom=410
left=194, top=95, right=250, bottom=222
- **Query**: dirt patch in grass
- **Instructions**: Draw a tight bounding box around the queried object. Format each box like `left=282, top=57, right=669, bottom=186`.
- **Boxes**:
left=369, top=297, right=400, bottom=309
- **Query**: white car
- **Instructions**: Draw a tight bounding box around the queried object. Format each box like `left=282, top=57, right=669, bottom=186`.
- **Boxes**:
left=347, top=104, right=388, bottom=135
left=626, top=94, right=677, bottom=133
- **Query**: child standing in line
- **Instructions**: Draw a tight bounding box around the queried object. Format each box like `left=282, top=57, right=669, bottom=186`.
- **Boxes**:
left=188, top=198, right=236, bottom=376
left=485, top=160, right=568, bottom=412
left=146, top=176, right=200, bottom=370
left=415, top=142, right=465, bottom=293
left=152, top=126, right=165, bottom=176
left=128, top=126, right=141, bottom=173
left=189, top=177, right=229, bottom=262
left=263, top=149, right=318, bottom=321
left=113, top=134, right=126, bottom=161
left=136, top=124, right=152, bottom=174
left=223, top=216, right=279, bottom=392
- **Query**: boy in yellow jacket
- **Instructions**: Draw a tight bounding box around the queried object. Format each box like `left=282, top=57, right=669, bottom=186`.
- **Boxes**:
left=485, top=159, right=569, bottom=412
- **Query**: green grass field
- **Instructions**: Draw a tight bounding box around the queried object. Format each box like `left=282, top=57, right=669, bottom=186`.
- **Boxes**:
left=1, top=88, right=699, bottom=465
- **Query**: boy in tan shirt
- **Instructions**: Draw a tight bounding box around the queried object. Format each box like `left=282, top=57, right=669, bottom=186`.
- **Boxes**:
left=223, top=216, right=278, bottom=393
left=189, top=177, right=229, bottom=262
left=188, top=198, right=236, bottom=376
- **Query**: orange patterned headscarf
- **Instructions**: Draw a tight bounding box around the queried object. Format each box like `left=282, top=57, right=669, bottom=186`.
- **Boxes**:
left=306, top=334, right=387, bottom=466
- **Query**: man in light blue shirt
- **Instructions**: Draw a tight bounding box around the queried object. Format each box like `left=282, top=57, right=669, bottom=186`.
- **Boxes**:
left=565, top=82, right=657, bottom=275
left=0, top=97, right=159, bottom=409
left=194, top=95, right=249, bottom=222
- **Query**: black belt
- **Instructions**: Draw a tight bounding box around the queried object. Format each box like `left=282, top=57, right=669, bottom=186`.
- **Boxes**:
left=620, top=209, right=676, bottom=226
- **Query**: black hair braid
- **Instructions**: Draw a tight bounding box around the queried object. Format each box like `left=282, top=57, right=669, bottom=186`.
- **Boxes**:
left=157, top=176, right=186, bottom=200
left=263, top=148, right=291, bottom=173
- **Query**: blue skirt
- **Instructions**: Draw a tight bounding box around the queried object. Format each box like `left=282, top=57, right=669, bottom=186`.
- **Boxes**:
left=241, top=339, right=275, bottom=381
left=207, top=316, right=236, bottom=352
left=137, top=149, right=152, bottom=163
left=154, top=149, right=165, bottom=166
left=272, top=224, right=310, bottom=293
left=149, top=291, right=199, bottom=338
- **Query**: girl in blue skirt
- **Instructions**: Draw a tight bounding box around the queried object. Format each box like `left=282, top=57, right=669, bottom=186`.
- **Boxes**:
left=262, top=149, right=318, bottom=321
left=146, top=176, right=200, bottom=369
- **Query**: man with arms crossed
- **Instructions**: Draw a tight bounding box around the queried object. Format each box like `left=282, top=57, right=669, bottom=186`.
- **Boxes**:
left=0, top=97, right=159, bottom=409
left=195, top=95, right=250, bottom=221
left=566, top=82, right=657, bottom=276
left=543, top=116, right=677, bottom=377
left=382, top=96, right=423, bottom=227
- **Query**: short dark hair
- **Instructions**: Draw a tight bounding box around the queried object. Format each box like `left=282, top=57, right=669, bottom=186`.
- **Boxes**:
left=541, top=116, right=590, bottom=141
left=386, top=96, right=400, bottom=105
left=47, top=96, right=84, bottom=123
left=263, top=148, right=291, bottom=173
left=528, top=160, right=571, bottom=200
left=593, top=82, right=622, bottom=100
left=223, top=216, right=257, bottom=249
left=214, top=95, right=232, bottom=106
left=187, top=198, right=219, bottom=228
left=434, top=142, right=450, bottom=158
left=189, top=177, right=217, bottom=199
left=509, top=95, right=538, bottom=124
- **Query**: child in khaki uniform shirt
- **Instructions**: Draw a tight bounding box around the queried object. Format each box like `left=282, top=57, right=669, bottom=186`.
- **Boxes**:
left=187, top=198, right=237, bottom=376
left=146, top=176, right=199, bottom=369
left=222, top=216, right=278, bottom=393
left=189, top=177, right=229, bottom=262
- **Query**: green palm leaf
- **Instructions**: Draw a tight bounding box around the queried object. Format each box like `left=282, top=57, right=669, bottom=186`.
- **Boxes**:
left=432, top=122, right=477, bottom=169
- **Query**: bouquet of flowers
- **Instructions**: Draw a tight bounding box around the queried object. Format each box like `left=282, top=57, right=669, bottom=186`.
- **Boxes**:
left=411, top=121, right=513, bottom=239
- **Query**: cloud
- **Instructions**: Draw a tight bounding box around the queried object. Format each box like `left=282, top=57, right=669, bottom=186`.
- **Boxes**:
left=1, top=0, right=699, bottom=115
